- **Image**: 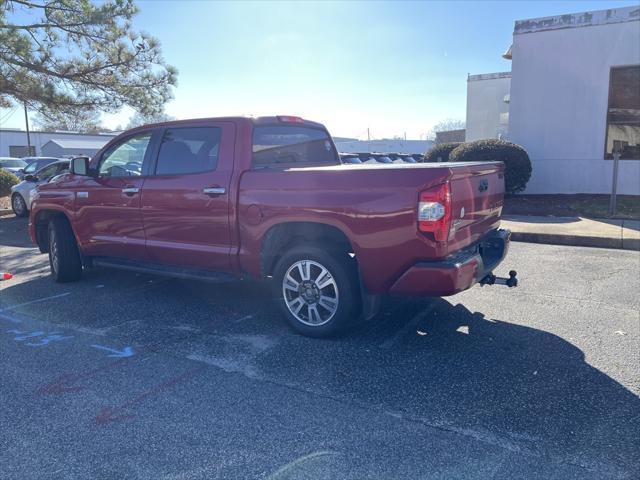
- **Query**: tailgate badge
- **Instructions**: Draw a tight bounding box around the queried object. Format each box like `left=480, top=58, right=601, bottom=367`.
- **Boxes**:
left=479, top=179, right=489, bottom=192
left=460, top=207, right=465, bottom=218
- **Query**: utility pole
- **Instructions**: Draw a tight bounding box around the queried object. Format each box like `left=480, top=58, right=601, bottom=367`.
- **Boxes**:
left=23, top=101, right=32, bottom=155
left=367, top=128, right=370, bottom=142
left=609, top=151, right=621, bottom=217
left=404, top=131, right=407, bottom=140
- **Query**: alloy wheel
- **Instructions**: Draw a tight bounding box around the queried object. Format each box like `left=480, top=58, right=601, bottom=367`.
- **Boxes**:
left=282, top=260, right=339, bottom=326
left=12, top=194, right=26, bottom=216
left=50, top=228, right=59, bottom=273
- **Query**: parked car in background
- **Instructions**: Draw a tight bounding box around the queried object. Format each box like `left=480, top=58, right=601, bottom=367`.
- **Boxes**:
left=355, top=153, right=379, bottom=164
left=0, top=157, right=27, bottom=176
left=339, top=153, right=363, bottom=164
left=11, top=160, right=70, bottom=217
left=372, top=154, right=393, bottom=163
left=340, top=153, right=424, bottom=164
left=18, top=157, right=60, bottom=179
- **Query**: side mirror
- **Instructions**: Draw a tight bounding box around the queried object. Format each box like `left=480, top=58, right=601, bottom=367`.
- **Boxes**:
left=24, top=174, right=38, bottom=182
left=71, top=156, right=90, bottom=176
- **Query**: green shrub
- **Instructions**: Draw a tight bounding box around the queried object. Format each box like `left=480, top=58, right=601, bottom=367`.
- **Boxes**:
left=424, top=142, right=463, bottom=162
left=0, top=169, right=19, bottom=197
left=449, top=139, right=532, bottom=194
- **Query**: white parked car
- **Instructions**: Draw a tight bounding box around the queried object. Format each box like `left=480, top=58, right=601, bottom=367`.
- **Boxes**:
left=18, top=157, right=60, bottom=179
left=10, top=160, right=70, bottom=217
left=0, top=157, right=28, bottom=176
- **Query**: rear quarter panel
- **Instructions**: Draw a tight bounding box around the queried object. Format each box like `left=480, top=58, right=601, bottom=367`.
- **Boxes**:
left=238, top=162, right=504, bottom=294
left=238, top=164, right=452, bottom=293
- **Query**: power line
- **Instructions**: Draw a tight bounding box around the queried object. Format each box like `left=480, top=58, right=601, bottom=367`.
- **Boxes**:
left=0, top=106, right=18, bottom=124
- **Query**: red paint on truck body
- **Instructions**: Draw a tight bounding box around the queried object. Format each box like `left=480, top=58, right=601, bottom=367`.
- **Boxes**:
left=29, top=116, right=508, bottom=298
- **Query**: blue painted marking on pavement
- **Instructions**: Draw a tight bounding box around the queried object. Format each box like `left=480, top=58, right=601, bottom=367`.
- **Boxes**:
left=90, top=345, right=135, bottom=358
left=25, top=333, right=73, bottom=347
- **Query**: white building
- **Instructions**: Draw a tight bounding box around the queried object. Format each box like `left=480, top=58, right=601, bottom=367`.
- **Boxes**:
left=466, top=72, right=511, bottom=142
left=466, top=5, right=640, bottom=195
left=0, top=128, right=116, bottom=158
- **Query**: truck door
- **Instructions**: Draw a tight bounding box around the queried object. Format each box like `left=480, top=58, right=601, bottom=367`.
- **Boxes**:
left=140, top=122, right=235, bottom=271
left=74, top=130, right=157, bottom=259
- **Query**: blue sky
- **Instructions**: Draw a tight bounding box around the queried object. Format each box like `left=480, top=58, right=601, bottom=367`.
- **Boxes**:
left=2, top=0, right=638, bottom=139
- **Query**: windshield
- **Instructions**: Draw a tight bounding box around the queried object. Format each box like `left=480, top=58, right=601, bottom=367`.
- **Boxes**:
left=0, top=159, right=27, bottom=168
left=24, top=161, right=44, bottom=173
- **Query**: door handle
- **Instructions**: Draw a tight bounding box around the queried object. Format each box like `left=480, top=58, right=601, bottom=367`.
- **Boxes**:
left=122, top=187, right=140, bottom=195
left=203, top=187, right=226, bottom=196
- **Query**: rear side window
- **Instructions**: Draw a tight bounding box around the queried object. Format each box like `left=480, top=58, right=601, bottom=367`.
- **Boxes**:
left=252, top=126, right=338, bottom=167
left=155, top=127, right=221, bottom=175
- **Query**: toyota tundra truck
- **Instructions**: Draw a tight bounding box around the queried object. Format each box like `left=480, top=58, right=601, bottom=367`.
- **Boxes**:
left=29, top=116, right=515, bottom=337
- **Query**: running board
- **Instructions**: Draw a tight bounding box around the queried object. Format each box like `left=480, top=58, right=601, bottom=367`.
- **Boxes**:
left=91, top=257, right=238, bottom=283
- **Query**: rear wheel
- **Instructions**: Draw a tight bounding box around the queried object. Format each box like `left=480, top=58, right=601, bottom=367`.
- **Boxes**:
left=48, top=217, right=82, bottom=282
left=11, top=193, right=28, bottom=217
left=273, top=246, right=360, bottom=337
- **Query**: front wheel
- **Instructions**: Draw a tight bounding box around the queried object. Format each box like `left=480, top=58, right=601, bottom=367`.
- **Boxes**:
left=11, top=193, right=28, bottom=217
left=48, top=217, right=83, bottom=282
left=272, top=246, right=361, bottom=337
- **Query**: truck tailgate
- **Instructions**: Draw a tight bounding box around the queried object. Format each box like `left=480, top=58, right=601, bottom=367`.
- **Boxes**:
left=448, top=162, right=504, bottom=249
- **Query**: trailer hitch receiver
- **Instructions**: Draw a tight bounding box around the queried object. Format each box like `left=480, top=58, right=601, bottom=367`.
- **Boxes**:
left=480, top=270, right=518, bottom=288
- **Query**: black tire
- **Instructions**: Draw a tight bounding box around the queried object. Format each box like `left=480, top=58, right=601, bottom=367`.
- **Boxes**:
left=272, top=245, right=361, bottom=337
left=11, top=193, right=28, bottom=217
left=48, top=217, right=83, bottom=282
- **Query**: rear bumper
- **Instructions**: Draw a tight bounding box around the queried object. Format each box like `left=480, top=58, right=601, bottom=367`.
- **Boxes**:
left=389, top=228, right=511, bottom=296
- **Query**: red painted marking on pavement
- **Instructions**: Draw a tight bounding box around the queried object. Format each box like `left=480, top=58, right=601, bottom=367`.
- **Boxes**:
left=36, top=357, right=132, bottom=396
left=95, top=366, right=206, bottom=426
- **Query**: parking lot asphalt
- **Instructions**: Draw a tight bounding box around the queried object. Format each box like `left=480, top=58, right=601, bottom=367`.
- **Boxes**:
left=0, top=214, right=639, bottom=480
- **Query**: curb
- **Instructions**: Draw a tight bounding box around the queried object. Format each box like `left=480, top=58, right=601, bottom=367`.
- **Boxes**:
left=510, top=231, right=639, bottom=251
left=0, top=208, right=13, bottom=217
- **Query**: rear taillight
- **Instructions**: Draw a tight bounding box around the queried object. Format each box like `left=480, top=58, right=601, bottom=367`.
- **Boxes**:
left=418, top=182, right=452, bottom=242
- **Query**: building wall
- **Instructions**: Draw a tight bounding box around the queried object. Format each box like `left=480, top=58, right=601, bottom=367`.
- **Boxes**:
left=0, top=129, right=116, bottom=158
left=435, top=129, right=466, bottom=144
left=40, top=144, right=103, bottom=158
left=509, top=12, right=640, bottom=194
left=466, top=73, right=511, bottom=142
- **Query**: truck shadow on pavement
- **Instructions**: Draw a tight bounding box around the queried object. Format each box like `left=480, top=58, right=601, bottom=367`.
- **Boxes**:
left=261, top=297, right=640, bottom=476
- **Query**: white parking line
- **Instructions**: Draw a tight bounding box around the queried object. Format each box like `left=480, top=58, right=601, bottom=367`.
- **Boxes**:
left=0, top=312, right=22, bottom=324
left=0, top=292, right=71, bottom=312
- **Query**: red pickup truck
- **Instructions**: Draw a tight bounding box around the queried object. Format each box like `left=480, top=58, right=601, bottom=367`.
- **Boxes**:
left=29, top=116, right=515, bottom=337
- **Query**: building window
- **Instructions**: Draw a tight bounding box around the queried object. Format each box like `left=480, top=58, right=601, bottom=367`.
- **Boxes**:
left=9, top=146, right=36, bottom=157
left=605, top=65, right=640, bottom=160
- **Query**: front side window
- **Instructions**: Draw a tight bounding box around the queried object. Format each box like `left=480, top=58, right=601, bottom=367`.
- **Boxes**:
left=155, top=127, right=221, bottom=175
left=605, top=65, right=640, bottom=159
left=252, top=126, right=338, bottom=167
left=99, top=133, right=152, bottom=177
left=36, top=163, right=61, bottom=180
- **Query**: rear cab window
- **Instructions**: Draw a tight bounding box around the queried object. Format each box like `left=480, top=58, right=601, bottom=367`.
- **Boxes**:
left=252, top=125, right=339, bottom=168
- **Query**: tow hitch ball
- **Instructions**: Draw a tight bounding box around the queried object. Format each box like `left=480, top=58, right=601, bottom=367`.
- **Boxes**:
left=481, top=270, right=518, bottom=288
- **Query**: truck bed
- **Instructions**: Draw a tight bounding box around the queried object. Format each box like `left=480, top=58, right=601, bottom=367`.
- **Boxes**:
left=238, top=161, right=504, bottom=294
